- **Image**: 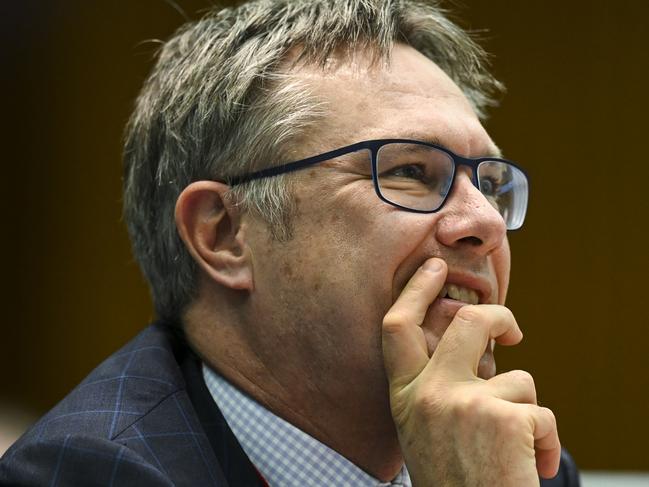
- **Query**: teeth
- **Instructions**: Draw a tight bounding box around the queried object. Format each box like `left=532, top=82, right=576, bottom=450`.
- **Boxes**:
left=440, top=285, right=448, bottom=299
left=441, top=283, right=479, bottom=305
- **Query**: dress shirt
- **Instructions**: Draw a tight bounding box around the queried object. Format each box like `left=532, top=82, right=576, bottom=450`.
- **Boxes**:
left=203, top=364, right=411, bottom=487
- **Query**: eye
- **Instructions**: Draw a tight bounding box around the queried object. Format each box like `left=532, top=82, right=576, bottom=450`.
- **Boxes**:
left=479, top=177, right=495, bottom=195
left=385, top=164, right=427, bottom=181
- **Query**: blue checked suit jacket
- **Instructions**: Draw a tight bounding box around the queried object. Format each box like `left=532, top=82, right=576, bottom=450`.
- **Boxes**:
left=0, top=322, right=580, bottom=486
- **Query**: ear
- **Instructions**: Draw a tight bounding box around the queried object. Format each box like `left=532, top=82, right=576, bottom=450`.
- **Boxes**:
left=175, top=181, right=253, bottom=291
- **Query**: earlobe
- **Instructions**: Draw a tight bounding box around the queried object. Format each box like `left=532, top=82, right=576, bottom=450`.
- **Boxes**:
left=175, top=181, right=253, bottom=291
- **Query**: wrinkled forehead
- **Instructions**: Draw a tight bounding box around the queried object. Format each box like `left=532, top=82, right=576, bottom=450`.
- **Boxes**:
left=286, top=41, right=464, bottom=93
left=283, top=43, right=498, bottom=160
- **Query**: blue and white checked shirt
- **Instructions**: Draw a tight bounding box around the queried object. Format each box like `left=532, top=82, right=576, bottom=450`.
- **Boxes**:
left=203, top=364, right=411, bottom=487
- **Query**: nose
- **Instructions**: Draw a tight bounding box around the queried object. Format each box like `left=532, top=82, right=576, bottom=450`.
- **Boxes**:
left=435, top=169, right=507, bottom=254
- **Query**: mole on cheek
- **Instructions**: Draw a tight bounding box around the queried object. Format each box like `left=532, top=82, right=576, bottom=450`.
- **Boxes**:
left=281, top=262, right=293, bottom=278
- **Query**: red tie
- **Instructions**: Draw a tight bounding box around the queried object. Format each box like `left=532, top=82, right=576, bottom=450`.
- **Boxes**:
left=254, top=466, right=270, bottom=487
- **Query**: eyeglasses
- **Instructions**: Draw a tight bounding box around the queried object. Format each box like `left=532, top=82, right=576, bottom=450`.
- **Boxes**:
left=228, top=139, right=529, bottom=230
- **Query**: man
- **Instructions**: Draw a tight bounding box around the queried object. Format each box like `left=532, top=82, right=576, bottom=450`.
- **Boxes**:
left=1, top=0, right=580, bottom=485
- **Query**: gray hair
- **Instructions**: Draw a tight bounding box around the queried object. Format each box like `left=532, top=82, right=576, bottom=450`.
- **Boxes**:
left=123, top=0, right=504, bottom=321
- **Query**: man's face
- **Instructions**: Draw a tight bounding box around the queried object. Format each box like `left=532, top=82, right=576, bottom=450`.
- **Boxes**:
left=243, top=43, right=510, bottom=416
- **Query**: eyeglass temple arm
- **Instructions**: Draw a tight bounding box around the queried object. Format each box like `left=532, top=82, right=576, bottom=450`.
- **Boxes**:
left=227, top=141, right=373, bottom=186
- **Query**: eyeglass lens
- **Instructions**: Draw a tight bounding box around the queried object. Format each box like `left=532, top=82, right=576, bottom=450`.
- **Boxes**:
left=375, top=143, right=528, bottom=230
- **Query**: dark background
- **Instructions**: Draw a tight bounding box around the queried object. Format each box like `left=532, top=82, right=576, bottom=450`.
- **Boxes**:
left=2, top=0, right=648, bottom=470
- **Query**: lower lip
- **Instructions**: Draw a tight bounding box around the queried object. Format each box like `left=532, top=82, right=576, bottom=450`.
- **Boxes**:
left=421, top=298, right=472, bottom=343
left=436, top=297, right=472, bottom=313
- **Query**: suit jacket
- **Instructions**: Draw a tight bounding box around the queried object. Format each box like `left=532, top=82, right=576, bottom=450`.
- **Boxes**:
left=0, top=322, right=580, bottom=486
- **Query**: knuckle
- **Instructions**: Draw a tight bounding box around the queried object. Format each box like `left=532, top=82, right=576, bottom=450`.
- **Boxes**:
left=540, top=406, right=557, bottom=426
left=412, top=385, right=441, bottom=410
left=407, top=387, right=446, bottom=421
left=382, top=312, right=407, bottom=333
left=500, top=305, right=516, bottom=321
left=452, top=393, right=490, bottom=419
left=406, top=278, right=427, bottom=294
left=501, top=307, right=520, bottom=330
left=454, top=305, right=484, bottom=324
left=510, top=369, right=535, bottom=389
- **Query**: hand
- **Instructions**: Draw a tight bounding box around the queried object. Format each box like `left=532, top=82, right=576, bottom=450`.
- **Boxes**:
left=382, top=258, right=561, bottom=487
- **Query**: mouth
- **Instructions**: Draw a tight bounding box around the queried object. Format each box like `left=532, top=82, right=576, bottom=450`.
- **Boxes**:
left=424, top=291, right=497, bottom=379
left=420, top=275, right=495, bottom=378
left=438, top=283, right=480, bottom=305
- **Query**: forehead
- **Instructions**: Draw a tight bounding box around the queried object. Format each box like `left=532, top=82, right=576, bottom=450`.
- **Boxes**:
left=289, top=43, right=498, bottom=159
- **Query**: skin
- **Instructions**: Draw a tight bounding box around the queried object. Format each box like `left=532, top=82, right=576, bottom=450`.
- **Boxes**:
left=176, top=43, right=560, bottom=485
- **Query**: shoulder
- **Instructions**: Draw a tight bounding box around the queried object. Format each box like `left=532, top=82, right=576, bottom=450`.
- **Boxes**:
left=0, top=434, right=173, bottom=486
left=12, top=323, right=184, bottom=445
left=0, top=322, right=227, bottom=486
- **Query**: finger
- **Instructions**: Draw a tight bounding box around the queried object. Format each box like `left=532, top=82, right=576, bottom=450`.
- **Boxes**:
left=529, top=405, right=561, bottom=479
left=427, top=304, right=522, bottom=380
left=382, top=258, right=447, bottom=387
left=485, top=370, right=537, bottom=404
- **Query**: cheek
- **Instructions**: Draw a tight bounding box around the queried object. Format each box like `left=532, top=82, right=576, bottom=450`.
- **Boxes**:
left=386, top=217, right=443, bottom=300
left=297, top=183, right=434, bottom=308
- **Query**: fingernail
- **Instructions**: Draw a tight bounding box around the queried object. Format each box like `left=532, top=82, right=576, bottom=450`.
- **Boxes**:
left=423, top=258, right=442, bottom=272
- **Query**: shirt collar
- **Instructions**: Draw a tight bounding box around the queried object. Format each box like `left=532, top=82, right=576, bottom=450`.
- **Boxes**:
left=202, top=363, right=411, bottom=487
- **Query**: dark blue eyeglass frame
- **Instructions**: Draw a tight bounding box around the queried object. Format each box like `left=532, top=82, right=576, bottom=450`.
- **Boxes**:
left=227, top=138, right=528, bottom=228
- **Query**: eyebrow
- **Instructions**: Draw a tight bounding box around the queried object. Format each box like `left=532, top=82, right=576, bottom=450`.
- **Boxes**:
left=392, top=132, right=504, bottom=159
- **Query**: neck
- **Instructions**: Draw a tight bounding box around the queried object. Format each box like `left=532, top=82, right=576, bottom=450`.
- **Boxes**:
left=183, top=301, right=405, bottom=481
